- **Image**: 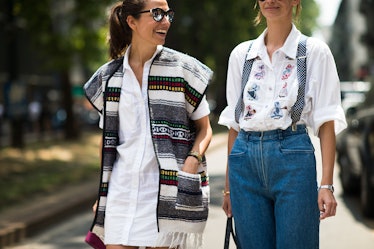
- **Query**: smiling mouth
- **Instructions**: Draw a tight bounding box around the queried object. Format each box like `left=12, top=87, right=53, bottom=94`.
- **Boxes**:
left=156, top=30, right=167, bottom=35
left=265, top=6, right=280, bottom=10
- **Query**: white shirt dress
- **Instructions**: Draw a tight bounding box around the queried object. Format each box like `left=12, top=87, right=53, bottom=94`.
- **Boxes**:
left=101, top=45, right=210, bottom=247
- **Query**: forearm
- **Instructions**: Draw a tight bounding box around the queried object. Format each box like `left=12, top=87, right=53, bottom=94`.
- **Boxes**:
left=318, top=121, right=338, bottom=220
left=191, top=115, right=212, bottom=155
left=222, top=128, right=238, bottom=217
left=318, top=121, right=336, bottom=185
left=225, top=128, right=239, bottom=191
left=182, top=116, right=212, bottom=173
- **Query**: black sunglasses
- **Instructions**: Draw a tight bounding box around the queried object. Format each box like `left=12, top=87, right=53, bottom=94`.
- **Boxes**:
left=137, top=8, right=175, bottom=23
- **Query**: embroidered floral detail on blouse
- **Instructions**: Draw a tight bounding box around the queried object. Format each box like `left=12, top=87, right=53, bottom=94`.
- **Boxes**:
left=254, top=64, right=265, bottom=80
left=281, top=64, right=294, bottom=80
left=270, top=102, right=287, bottom=119
left=247, top=83, right=260, bottom=100
left=244, top=105, right=256, bottom=120
left=279, top=82, right=288, bottom=98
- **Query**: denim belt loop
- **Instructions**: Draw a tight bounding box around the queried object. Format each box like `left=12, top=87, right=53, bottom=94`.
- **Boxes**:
left=291, top=123, right=297, bottom=131
left=278, top=129, right=284, bottom=140
left=260, top=131, right=264, bottom=139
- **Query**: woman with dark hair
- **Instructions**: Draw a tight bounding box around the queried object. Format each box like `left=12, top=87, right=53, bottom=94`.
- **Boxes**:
left=219, top=0, right=346, bottom=248
left=84, top=1, right=213, bottom=248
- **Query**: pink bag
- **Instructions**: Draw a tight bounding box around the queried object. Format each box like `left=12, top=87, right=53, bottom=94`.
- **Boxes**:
left=85, top=231, right=105, bottom=249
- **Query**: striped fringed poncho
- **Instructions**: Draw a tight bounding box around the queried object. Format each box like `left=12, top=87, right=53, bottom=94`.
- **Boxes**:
left=83, top=47, right=213, bottom=249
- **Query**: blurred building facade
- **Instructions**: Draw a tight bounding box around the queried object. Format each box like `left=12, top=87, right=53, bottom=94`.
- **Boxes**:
left=330, top=0, right=370, bottom=81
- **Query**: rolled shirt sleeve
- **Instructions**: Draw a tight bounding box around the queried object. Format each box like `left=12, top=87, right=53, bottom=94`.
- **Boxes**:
left=190, top=96, right=210, bottom=121
left=218, top=41, right=251, bottom=131
left=303, top=38, right=347, bottom=136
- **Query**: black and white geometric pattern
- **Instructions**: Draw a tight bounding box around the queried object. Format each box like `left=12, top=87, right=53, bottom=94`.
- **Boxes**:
left=291, top=35, right=307, bottom=124
left=235, top=42, right=254, bottom=123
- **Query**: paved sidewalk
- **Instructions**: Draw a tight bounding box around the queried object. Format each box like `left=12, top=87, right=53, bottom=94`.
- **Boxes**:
left=0, top=132, right=229, bottom=249
left=0, top=180, right=98, bottom=249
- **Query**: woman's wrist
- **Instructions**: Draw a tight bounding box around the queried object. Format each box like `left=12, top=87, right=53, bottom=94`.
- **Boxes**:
left=187, top=150, right=203, bottom=163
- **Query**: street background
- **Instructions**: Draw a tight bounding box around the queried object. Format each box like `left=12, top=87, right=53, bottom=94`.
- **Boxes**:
left=3, top=132, right=374, bottom=249
left=2, top=0, right=374, bottom=248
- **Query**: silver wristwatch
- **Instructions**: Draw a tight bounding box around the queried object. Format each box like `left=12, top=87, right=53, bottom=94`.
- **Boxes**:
left=319, top=185, right=334, bottom=193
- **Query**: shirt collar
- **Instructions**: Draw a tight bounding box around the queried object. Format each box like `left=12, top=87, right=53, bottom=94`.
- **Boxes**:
left=246, top=24, right=302, bottom=61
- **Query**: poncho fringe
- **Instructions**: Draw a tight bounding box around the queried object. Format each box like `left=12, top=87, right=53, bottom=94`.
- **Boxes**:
left=155, top=232, right=203, bottom=249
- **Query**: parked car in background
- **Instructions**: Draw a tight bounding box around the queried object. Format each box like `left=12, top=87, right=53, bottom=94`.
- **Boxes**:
left=336, top=81, right=374, bottom=218
left=340, top=81, right=370, bottom=112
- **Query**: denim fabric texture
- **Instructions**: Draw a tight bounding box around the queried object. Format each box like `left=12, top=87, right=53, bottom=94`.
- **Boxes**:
left=229, top=125, right=320, bottom=249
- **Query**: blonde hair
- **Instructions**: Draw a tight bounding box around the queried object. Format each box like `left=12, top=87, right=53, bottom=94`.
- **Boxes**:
left=254, top=1, right=302, bottom=26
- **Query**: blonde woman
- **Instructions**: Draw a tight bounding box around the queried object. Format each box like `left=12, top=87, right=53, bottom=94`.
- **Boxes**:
left=219, top=0, right=347, bottom=248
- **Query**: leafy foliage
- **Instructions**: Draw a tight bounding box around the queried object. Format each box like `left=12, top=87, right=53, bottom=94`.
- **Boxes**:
left=9, top=0, right=114, bottom=72
left=166, top=0, right=319, bottom=114
left=1, top=0, right=319, bottom=137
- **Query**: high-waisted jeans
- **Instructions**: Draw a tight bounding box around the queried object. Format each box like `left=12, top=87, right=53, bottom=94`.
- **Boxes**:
left=229, top=125, right=320, bottom=249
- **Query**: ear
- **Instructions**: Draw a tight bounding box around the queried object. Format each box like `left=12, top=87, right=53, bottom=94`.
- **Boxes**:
left=126, top=15, right=137, bottom=31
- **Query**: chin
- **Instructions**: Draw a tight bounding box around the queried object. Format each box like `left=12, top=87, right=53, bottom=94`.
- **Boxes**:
left=156, top=40, right=166, bottom=46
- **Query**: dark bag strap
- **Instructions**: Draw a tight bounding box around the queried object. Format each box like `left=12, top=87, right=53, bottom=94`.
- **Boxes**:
left=224, top=217, right=238, bottom=249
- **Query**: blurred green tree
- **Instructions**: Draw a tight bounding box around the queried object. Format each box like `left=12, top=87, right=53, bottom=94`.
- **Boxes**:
left=166, top=0, right=319, bottom=116
left=1, top=0, right=319, bottom=145
left=1, top=0, right=114, bottom=142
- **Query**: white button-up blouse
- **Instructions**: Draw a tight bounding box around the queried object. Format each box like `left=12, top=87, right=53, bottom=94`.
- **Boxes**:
left=218, top=25, right=347, bottom=136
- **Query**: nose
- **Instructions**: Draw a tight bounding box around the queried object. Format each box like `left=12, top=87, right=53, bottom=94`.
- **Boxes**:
left=161, top=15, right=172, bottom=25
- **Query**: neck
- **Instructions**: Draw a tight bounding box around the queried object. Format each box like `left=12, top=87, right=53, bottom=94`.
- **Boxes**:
left=265, top=22, right=293, bottom=47
left=129, top=42, right=157, bottom=66
left=264, top=22, right=292, bottom=59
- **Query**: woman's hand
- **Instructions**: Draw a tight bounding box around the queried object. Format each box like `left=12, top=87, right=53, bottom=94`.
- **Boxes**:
left=222, top=194, right=232, bottom=217
left=181, top=156, right=199, bottom=174
left=318, top=189, right=337, bottom=220
left=92, top=200, right=98, bottom=214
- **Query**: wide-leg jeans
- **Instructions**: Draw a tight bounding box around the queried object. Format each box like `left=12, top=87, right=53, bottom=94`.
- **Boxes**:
left=229, top=125, right=320, bottom=249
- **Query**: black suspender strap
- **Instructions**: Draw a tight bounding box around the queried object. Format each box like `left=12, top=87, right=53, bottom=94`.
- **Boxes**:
left=291, top=34, right=308, bottom=128
left=234, top=41, right=255, bottom=123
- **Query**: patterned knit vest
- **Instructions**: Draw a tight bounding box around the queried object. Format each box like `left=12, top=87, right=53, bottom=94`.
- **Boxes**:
left=83, top=47, right=213, bottom=249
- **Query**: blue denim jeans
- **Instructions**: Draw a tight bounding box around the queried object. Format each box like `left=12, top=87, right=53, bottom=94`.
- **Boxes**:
left=229, top=125, right=320, bottom=249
